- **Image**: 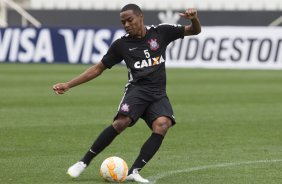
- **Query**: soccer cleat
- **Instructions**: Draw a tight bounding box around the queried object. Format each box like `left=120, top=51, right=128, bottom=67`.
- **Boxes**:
left=67, top=161, right=87, bottom=178
left=126, top=169, right=149, bottom=183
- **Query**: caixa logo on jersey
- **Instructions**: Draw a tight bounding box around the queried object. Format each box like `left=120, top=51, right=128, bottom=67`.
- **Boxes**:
left=134, top=55, right=165, bottom=69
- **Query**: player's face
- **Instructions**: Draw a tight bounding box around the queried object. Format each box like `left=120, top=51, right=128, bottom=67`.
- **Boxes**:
left=120, top=10, right=144, bottom=37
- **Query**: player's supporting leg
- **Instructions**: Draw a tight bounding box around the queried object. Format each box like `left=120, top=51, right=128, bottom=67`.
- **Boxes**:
left=126, top=116, right=172, bottom=183
left=67, top=115, right=131, bottom=178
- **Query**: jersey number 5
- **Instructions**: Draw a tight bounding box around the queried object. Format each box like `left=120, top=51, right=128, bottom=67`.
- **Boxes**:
left=144, top=49, right=150, bottom=58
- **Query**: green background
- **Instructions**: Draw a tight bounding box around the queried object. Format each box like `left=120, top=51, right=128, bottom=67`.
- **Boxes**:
left=0, top=63, right=281, bottom=183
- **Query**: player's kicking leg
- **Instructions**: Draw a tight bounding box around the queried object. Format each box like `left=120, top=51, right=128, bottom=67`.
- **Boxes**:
left=67, top=115, right=131, bottom=178
left=67, top=124, right=119, bottom=178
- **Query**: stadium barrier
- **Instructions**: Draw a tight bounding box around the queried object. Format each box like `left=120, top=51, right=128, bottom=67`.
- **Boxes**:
left=0, top=27, right=281, bottom=69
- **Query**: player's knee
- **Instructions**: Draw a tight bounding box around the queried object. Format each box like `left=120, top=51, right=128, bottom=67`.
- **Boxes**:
left=112, top=115, right=131, bottom=133
left=152, top=117, right=172, bottom=136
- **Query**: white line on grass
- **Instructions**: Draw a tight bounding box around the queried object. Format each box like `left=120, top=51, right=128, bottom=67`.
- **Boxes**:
left=148, top=159, right=282, bottom=184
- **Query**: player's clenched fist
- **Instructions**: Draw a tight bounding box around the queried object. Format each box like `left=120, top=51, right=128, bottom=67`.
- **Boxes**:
left=179, top=8, right=198, bottom=20
left=53, top=83, right=69, bottom=94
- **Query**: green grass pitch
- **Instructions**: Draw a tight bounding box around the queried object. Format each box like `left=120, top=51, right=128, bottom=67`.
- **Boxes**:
left=0, top=63, right=282, bottom=184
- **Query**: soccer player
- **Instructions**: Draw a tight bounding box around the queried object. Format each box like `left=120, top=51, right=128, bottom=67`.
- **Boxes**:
left=53, top=4, right=201, bottom=183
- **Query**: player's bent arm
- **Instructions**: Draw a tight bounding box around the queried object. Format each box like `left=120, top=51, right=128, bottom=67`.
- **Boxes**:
left=66, top=62, right=106, bottom=88
left=179, top=8, right=201, bottom=36
left=53, top=62, right=106, bottom=94
left=184, top=17, right=201, bottom=36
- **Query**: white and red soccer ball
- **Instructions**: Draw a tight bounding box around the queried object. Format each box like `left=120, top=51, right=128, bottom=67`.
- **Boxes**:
left=100, top=156, right=128, bottom=182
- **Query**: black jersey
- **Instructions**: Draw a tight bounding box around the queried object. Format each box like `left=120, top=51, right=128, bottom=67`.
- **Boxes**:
left=101, top=24, right=184, bottom=93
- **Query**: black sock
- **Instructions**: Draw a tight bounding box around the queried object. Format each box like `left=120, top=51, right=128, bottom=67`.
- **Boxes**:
left=80, top=125, right=119, bottom=165
left=128, top=133, right=164, bottom=174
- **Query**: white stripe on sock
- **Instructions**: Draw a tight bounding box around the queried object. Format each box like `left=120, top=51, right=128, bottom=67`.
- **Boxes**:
left=89, top=149, right=96, bottom=154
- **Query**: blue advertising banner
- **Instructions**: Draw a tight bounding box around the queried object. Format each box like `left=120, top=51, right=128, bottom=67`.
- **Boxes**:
left=0, top=27, right=125, bottom=64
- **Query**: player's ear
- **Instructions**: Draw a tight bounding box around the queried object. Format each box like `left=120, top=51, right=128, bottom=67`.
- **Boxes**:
left=140, top=14, right=144, bottom=21
left=137, top=12, right=143, bottom=18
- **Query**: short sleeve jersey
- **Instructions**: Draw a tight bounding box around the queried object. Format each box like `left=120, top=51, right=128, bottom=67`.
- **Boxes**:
left=101, top=24, right=184, bottom=93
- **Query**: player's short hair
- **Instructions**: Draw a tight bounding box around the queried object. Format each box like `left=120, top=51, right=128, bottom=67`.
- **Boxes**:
left=120, top=4, right=143, bottom=15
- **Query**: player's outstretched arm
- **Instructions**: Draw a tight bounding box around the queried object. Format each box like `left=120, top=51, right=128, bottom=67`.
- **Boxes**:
left=179, top=8, right=201, bottom=36
left=52, top=61, right=106, bottom=94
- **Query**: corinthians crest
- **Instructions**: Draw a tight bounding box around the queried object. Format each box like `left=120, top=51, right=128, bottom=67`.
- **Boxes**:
left=120, top=103, right=129, bottom=112
left=148, top=39, right=159, bottom=51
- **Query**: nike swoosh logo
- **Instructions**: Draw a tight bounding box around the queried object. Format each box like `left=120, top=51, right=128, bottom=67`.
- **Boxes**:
left=129, top=47, right=138, bottom=51
left=89, top=149, right=96, bottom=154
left=142, top=159, right=147, bottom=164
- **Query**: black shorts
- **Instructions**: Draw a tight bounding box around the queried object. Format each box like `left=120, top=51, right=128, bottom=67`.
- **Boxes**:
left=114, top=85, right=176, bottom=128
